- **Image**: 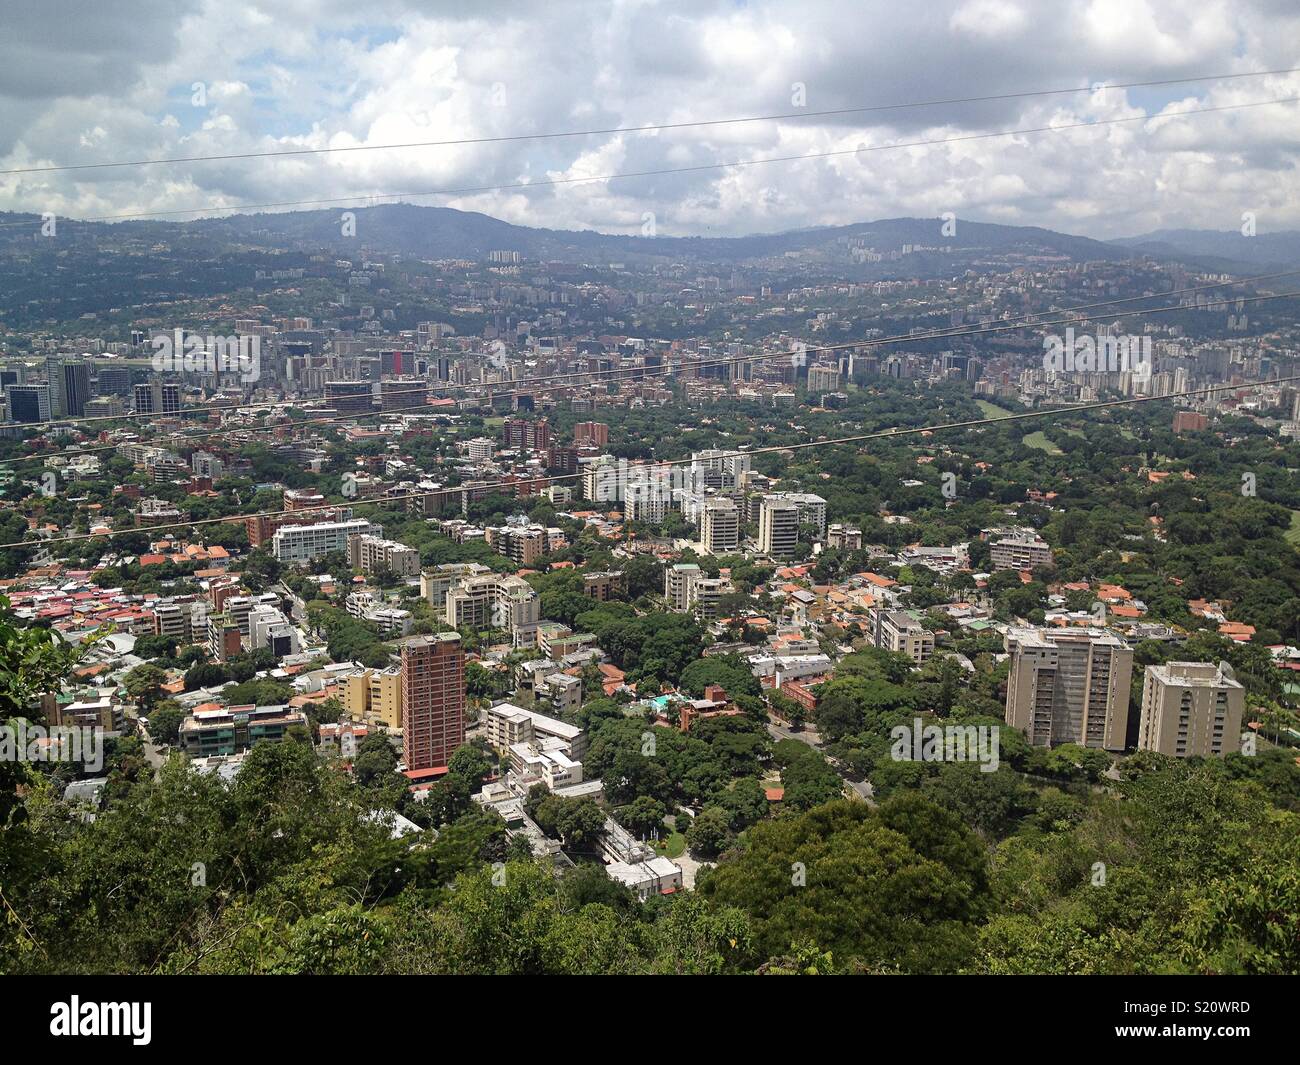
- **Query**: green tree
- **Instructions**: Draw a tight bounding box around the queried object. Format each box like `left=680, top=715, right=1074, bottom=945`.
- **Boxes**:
left=685, top=806, right=732, bottom=859
left=146, top=703, right=186, bottom=746
left=123, top=663, right=170, bottom=711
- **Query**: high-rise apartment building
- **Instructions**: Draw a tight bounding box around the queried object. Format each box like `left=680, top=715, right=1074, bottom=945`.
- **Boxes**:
left=691, top=448, right=751, bottom=489
left=757, top=497, right=800, bottom=559
left=573, top=421, right=609, bottom=447
left=763, top=492, right=827, bottom=537
left=270, top=519, right=380, bottom=562
left=664, top=562, right=734, bottom=620
left=347, top=533, right=420, bottom=576
left=206, top=613, right=243, bottom=662
left=700, top=498, right=741, bottom=553
left=1138, top=662, right=1245, bottom=758
left=401, top=633, right=466, bottom=772
left=582, top=570, right=623, bottom=601
left=502, top=416, right=550, bottom=452
left=665, top=563, right=697, bottom=612
left=191, top=451, right=225, bottom=480
left=444, top=574, right=540, bottom=639
left=466, top=437, right=495, bottom=462
left=488, top=523, right=551, bottom=567
left=1004, top=627, right=1133, bottom=751
left=827, top=523, right=863, bottom=550
left=806, top=364, right=841, bottom=392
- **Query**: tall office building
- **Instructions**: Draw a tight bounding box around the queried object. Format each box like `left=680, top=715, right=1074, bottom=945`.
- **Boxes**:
left=757, top=497, right=800, bottom=559
left=1004, top=627, right=1133, bottom=751
left=325, top=380, right=373, bottom=414
left=96, top=365, right=133, bottom=398
left=45, top=357, right=66, bottom=417
left=1138, top=662, right=1245, bottom=758
left=133, top=382, right=181, bottom=415
left=5, top=383, right=51, bottom=424
left=61, top=360, right=91, bottom=418
left=699, top=498, right=741, bottom=553
left=401, top=633, right=466, bottom=772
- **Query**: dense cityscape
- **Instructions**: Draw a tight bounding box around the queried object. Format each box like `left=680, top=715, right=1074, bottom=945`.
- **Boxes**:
left=0, top=2, right=1297, bottom=1020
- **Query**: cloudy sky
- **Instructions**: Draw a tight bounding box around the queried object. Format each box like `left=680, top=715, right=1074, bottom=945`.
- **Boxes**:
left=1, top=0, right=1298, bottom=240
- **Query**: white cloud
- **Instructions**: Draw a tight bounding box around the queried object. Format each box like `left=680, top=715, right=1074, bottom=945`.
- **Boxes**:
left=0, top=0, right=1297, bottom=239
left=950, top=1, right=1029, bottom=38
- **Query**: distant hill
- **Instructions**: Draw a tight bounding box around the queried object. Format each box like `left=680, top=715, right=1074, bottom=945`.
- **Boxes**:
left=0, top=205, right=1246, bottom=325
left=183, top=206, right=1136, bottom=265
left=0, top=203, right=1141, bottom=269
left=1110, top=228, right=1300, bottom=272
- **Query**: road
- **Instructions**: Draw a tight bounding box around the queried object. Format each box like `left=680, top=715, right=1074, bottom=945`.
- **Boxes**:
left=125, top=709, right=167, bottom=772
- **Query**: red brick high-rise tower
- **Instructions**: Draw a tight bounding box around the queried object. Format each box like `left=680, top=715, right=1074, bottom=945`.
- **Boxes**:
left=401, top=633, right=466, bottom=771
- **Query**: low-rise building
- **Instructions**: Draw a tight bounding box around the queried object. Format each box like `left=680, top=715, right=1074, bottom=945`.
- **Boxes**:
left=872, top=608, right=934, bottom=664
left=987, top=527, right=1053, bottom=571
left=484, top=702, right=587, bottom=761
left=343, top=666, right=404, bottom=729
left=605, top=857, right=683, bottom=900
left=179, top=704, right=308, bottom=758
left=827, top=523, right=863, bottom=551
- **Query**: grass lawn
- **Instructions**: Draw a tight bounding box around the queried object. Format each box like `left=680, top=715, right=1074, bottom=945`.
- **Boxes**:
left=976, top=399, right=1013, bottom=419
left=1023, top=430, right=1064, bottom=455
left=654, top=831, right=686, bottom=859
left=1286, top=510, right=1300, bottom=547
